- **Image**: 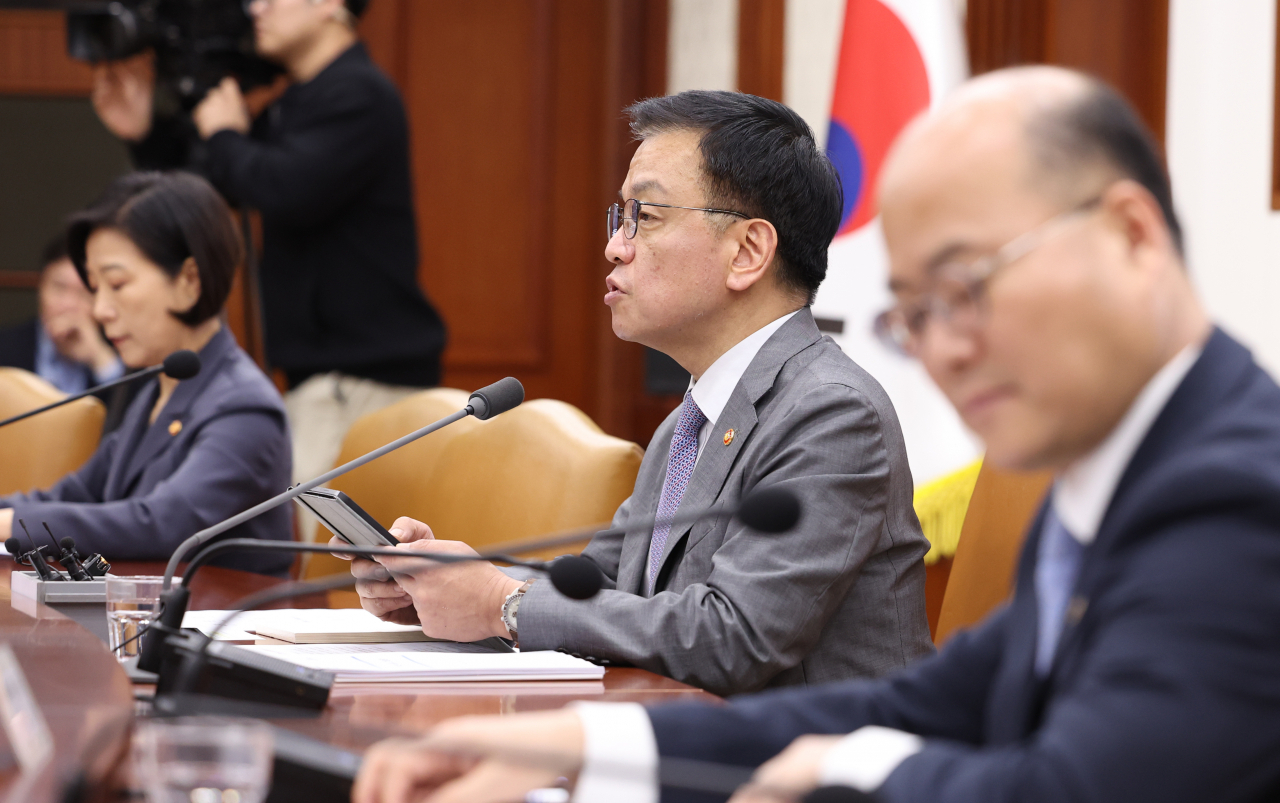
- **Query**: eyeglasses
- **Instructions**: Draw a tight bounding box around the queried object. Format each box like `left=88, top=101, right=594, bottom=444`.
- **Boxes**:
left=606, top=198, right=749, bottom=242
left=872, top=195, right=1104, bottom=357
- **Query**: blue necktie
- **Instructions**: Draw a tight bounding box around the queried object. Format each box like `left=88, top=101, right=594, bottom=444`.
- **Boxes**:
left=647, top=391, right=707, bottom=592
left=1034, top=504, right=1085, bottom=676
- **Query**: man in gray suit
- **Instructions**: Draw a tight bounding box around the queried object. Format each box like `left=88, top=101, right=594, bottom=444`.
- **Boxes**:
left=345, top=90, right=933, bottom=696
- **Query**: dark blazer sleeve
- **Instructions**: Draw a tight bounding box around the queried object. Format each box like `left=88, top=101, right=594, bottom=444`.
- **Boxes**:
left=202, top=76, right=396, bottom=226
left=646, top=607, right=1008, bottom=779
left=2, top=409, right=287, bottom=561
left=874, top=510, right=1280, bottom=803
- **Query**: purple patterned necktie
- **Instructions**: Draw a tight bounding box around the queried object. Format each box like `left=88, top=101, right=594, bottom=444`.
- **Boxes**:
left=647, top=390, right=707, bottom=591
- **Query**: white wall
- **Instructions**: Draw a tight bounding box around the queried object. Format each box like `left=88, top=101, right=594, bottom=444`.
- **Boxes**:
left=668, top=0, right=740, bottom=94
left=1166, top=0, right=1280, bottom=372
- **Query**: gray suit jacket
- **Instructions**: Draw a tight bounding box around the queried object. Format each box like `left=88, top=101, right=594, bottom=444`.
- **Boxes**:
left=518, top=309, right=934, bottom=696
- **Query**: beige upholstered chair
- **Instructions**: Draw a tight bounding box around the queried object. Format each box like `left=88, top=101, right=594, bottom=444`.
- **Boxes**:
left=933, top=463, right=1052, bottom=645
left=0, top=368, right=105, bottom=497
left=305, top=394, right=643, bottom=611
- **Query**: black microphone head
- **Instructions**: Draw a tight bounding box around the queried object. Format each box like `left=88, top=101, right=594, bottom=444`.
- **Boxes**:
left=5, top=538, right=23, bottom=557
left=162, top=350, right=201, bottom=380
left=736, top=487, right=801, bottom=534
left=548, top=555, right=603, bottom=600
left=804, top=786, right=878, bottom=803
left=468, top=377, right=525, bottom=420
left=60, top=536, right=77, bottom=553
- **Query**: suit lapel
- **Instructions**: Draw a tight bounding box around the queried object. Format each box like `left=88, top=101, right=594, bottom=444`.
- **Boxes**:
left=987, top=501, right=1053, bottom=743
left=651, top=310, right=823, bottom=586
left=112, top=328, right=234, bottom=495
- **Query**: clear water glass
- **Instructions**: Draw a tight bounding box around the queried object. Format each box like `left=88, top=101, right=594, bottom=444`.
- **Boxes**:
left=134, top=717, right=274, bottom=803
left=105, top=575, right=164, bottom=660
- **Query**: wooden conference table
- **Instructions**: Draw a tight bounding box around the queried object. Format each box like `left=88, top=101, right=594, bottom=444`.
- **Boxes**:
left=0, top=561, right=716, bottom=802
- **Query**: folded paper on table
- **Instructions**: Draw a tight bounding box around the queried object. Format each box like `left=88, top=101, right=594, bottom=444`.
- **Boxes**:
left=239, top=642, right=606, bottom=683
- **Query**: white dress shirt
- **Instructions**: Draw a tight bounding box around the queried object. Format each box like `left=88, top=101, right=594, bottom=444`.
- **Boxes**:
left=569, top=340, right=1203, bottom=802
left=689, top=310, right=798, bottom=462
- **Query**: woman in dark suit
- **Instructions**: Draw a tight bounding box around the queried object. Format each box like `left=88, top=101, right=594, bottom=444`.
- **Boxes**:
left=0, top=172, right=293, bottom=575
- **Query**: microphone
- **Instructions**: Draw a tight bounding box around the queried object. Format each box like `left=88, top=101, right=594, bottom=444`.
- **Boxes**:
left=0, top=349, right=201, bottom=430
left=159, top=376, right=525, bottom=590
left=137, top=378, right=526, bottom=674
left=42, top=523, right=90, bottom=581
left=61, top=537, right=110, bottom=578
left=12, top=522, right=64, bottom=581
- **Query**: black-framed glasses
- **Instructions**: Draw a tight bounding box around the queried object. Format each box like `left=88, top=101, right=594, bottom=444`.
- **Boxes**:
left=606, top=198, right=749, bottom=241
left=871, top=194, right=1105, bottom=357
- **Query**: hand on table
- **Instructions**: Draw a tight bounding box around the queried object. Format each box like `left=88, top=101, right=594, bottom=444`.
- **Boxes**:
left=728, top=735, right=844, bottom=803
left=353, top=711, right=583, bottom=803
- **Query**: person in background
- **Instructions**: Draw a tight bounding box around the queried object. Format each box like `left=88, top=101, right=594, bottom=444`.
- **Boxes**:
left=0, top=172, right=293, bottom=576
left=91, top=0, right=447, bottom=500
left=0, top=236, right=132, bottom=431
left=351, top=67, right=1280, bottom=803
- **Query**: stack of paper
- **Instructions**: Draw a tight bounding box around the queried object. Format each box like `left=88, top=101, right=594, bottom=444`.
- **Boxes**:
left=240, top=642, right=606, bottom=683
left=181, top=608, right=433, bottom=643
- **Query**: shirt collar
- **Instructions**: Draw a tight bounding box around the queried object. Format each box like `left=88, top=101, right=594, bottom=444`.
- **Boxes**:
left=1053, top=342, right=1203, bottom=543
left=689, top=311, right=799, bottom=427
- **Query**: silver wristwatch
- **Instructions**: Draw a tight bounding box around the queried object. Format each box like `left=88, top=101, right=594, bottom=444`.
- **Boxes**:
left=501, top=578, right=535, bottom=646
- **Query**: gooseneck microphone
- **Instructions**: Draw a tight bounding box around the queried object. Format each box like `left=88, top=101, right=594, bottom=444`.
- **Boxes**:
left=159, top=376, right=525, bottom=591
left=0, top=349, right=201, bottom=430
left=137, top=378, right=525, bottom=674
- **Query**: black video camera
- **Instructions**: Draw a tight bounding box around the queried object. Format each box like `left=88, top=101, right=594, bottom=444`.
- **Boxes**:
left=66, top=0, right=282, bottom=117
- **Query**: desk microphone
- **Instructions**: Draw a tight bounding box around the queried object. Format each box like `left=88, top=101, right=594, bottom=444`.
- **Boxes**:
left=42, top=523, right=90, bottom=581
left=10, top=523, right=65, bottom=581
left=137, top=377, right=526, bottom=674
left=0, top=349, right=200, bottom=430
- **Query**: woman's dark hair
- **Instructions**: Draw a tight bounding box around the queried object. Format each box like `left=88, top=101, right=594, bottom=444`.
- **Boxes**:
left=627, top=90, right=843, bottom=305
left=67, top=171, right=241, bottom=327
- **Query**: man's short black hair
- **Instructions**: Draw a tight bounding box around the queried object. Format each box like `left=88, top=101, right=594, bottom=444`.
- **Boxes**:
left=626, top=90, right=843, bottom=304
left=67, top=171, right=241, bottom=326
left=346, top=0, right=370, bottom=19
left=1028, top=80, right=1184, bottom=255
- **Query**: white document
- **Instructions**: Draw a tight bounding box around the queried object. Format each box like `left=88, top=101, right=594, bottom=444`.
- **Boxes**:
left=240, top=642, right=606, bottom=683
left=181, top=608, right=429, bottom=643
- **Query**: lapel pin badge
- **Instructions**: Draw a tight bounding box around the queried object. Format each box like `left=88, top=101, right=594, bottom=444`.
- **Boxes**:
left=1066, top=596, right=1089, bottom=625
left=168, top=420, right=183, bottom=436
left=723, top=428, right=735, bottom=446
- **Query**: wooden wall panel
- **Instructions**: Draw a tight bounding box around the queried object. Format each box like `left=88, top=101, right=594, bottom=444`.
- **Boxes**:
left=1273, top=0, right=1280, bottom=210
left=0, top=11, right=92, bottom=96
left=401, top=1, right=553, bottom=375
left=966, top=0, right=1170, bottom=144
left=738, top=0, right=786, bottom=101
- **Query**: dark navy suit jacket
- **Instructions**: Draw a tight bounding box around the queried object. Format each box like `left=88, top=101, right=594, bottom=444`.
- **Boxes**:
left=648, top=328, right=1280, bottom=803
left=1, top=327, right=294, bottom=576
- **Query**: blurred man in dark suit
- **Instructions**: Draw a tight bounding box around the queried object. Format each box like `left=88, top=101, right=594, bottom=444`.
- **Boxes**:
left=0, top=236, right=129, bottom=431
left=351, top=66, right=1280, bottom=803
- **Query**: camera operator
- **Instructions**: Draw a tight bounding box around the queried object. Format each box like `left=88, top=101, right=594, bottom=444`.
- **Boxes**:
left=90, top=0, right=448, bottom=496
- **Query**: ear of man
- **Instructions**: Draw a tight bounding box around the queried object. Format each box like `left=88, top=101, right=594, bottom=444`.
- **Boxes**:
left=725, top=218, right=782, bottom=294
left=1098, top=179, right=1180, bottom=278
